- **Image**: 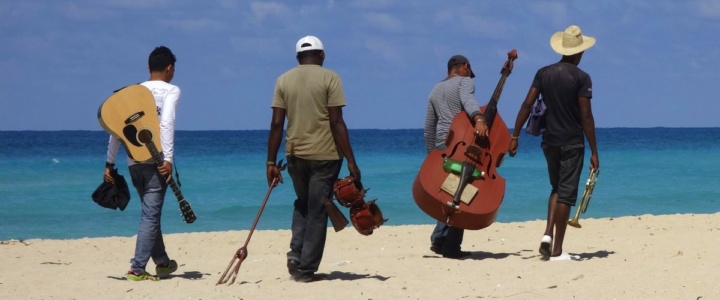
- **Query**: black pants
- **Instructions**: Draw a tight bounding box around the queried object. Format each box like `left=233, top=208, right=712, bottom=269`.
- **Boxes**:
left=286, top=156, right=342, bottom=275
left=542, top=143, right=585, bottom=206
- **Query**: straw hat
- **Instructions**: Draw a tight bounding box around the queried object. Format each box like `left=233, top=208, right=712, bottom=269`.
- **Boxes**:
left=550, top=25, right=596, bottom=56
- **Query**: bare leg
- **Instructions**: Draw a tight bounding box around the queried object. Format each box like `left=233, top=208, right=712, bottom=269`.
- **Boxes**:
left=539, top=193, right=558, bottom=257
left=544, top=193, right=558, bottom=237
left=550, top=202, right=572, bottom=256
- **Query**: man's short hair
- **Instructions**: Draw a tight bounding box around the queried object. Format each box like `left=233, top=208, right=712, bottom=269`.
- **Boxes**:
left=148, top=46, right=176, bottom=72
left=296, top=49, right=323, bottom=61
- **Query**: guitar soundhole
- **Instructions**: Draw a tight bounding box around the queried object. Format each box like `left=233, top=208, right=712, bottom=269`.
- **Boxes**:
left=137, top=129, right=153, bottom=145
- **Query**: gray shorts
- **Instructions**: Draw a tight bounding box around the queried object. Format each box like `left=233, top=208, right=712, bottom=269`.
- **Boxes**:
left=542, top=143, right=585, bottom=206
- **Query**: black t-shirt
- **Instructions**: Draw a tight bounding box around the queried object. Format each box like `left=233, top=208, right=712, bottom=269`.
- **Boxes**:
left=532, top=62, right=592, bottom=146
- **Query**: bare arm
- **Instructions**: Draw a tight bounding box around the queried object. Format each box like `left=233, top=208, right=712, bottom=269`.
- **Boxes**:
left=328, top=106, right=361, bottom=186
left=508, top=86, right=540, bottom=157
left=579, top=96, right=599, bottom=170
left=266, top=107, right=286, bottom=186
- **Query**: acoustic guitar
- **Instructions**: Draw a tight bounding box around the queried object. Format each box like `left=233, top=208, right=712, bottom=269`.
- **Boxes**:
left=98, top=84, right=196, bottom=224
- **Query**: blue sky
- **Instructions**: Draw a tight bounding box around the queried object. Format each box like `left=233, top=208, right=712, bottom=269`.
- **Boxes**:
left=1, top=0, right=719, bottom=130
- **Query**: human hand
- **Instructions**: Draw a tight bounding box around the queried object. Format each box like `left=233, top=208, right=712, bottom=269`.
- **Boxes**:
left=158, top=161, right=173, bottom=183
left=590, top=154, right=599, bottom=171
left=347, top=161, right=362, bottom=189
left=474, top=120, right=488, bottom=137
left=267, top=165, right=283, bottom=187
left=103, top=167, right=115, bottom=184
left=508, top=139, right=518, bottom=157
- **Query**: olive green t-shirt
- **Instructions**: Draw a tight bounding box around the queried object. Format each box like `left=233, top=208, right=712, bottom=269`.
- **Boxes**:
left=271, top=64, right=346, bottom=160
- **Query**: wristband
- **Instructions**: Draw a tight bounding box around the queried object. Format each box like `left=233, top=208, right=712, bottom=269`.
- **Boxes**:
left=511, top=135, right=519, bottom=140
left=105, top=162, right=115, bottom=168
left=266, top=161, right=276, bottom=166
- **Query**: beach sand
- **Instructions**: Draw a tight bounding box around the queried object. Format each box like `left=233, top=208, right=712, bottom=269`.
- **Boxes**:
left=1, top=213, right=718, bottom=300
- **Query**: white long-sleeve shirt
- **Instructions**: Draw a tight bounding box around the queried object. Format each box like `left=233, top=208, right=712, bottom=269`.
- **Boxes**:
left=106, top=80, right=181, bottom=166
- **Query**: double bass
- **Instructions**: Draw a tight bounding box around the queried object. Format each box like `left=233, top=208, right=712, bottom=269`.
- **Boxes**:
left=412, top=50, right=517, bottom=230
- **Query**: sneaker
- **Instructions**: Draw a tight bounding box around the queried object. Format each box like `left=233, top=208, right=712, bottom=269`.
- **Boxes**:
left=155, top=260, right=178, bottom=279
left=549, top=251, right=581, bottom=261
left=127, top=270, right=159, bottom=281
left=287, top=258, right=301, bottom=276
left=430, top=245, right=442, bottom=255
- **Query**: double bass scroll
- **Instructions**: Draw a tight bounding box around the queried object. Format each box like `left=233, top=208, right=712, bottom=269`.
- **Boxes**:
left=412, top=50, right=517, bottom=230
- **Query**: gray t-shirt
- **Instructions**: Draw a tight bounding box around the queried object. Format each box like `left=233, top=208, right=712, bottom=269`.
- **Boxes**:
left=424, top=76, right=482, bottom=153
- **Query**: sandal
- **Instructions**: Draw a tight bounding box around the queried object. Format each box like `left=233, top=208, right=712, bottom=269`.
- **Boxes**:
left=539, top=235, right=552, bottom=258
left=127, top=271, right=160, bottom=281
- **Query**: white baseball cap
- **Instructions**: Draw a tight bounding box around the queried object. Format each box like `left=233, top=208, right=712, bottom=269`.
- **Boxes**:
left=296, top=35, right=324, bottom=53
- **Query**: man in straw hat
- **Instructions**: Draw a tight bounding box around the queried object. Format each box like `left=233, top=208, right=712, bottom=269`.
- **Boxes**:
left=508, top=25, right=600, bottom=261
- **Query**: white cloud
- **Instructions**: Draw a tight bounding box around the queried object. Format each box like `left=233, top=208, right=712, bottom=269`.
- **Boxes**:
left=528, top=1, right=567, bottom=27
left=250, top=2, right=292, bottom=20
left=362, top=12, right=403, bottom=33
left=692, top=0, right=720, bottom=18
left=456, top=15, right=514, bottom=40
left=217, top=0, right=242, bottom=10
left=57, top=3, right=115, bottom=21
left=162, top=18, right=226, bottom=33
left=362, top=35, right=402, bottom=63
left=349, top=0, right=395, bottom=10
left=102, top=0, right=174, bottom=9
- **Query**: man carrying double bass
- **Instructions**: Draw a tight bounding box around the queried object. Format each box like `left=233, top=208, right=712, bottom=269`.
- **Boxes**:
left=423, top=55, right=488, bottom=259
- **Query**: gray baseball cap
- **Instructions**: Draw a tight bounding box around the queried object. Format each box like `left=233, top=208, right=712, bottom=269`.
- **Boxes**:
left=447, top=55, right=475, bottom=78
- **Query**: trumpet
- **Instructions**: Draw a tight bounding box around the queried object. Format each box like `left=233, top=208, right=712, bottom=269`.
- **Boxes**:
left=568, top=168, right=599, bottom=228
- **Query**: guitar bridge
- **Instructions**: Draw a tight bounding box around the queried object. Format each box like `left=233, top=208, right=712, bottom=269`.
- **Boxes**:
left=124, top=111, right=145, bottom=125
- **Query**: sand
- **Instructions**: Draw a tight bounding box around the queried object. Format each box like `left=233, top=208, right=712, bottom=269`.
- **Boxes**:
left=1, top=213, right=719, bottom=299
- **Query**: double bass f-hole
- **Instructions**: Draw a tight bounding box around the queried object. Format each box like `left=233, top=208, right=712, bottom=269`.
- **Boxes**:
left=442, top=140, right=466, bottom=159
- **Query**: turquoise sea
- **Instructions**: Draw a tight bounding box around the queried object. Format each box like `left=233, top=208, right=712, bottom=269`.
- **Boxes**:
left=1, top=128, right=718, bottom=240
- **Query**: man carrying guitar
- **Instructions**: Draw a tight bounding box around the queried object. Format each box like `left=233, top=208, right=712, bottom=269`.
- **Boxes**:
left=103, top=46, right=180, bottom=281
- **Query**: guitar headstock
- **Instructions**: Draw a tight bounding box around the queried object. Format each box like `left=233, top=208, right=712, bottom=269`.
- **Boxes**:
left=179, top=200, right=197, bottom=223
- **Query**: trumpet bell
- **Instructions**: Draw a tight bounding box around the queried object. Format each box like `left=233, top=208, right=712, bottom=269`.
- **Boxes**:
left=567, top=219, right=582, bottom=228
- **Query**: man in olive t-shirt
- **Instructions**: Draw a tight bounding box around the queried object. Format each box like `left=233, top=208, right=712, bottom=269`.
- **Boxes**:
left=266, top=35, right=362, bottom=282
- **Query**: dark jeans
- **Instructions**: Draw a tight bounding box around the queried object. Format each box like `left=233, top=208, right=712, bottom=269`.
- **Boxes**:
left=128, top=163, right=170, bottom=274
left=428, top=144, right=464, bottom=253
left=286, top=156, right=342, bottom=275
left=430, top=221, right=464, bottom=253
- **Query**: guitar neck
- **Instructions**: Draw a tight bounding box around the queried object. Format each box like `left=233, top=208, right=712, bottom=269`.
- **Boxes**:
left=144, top=142, right=185, bottom=202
